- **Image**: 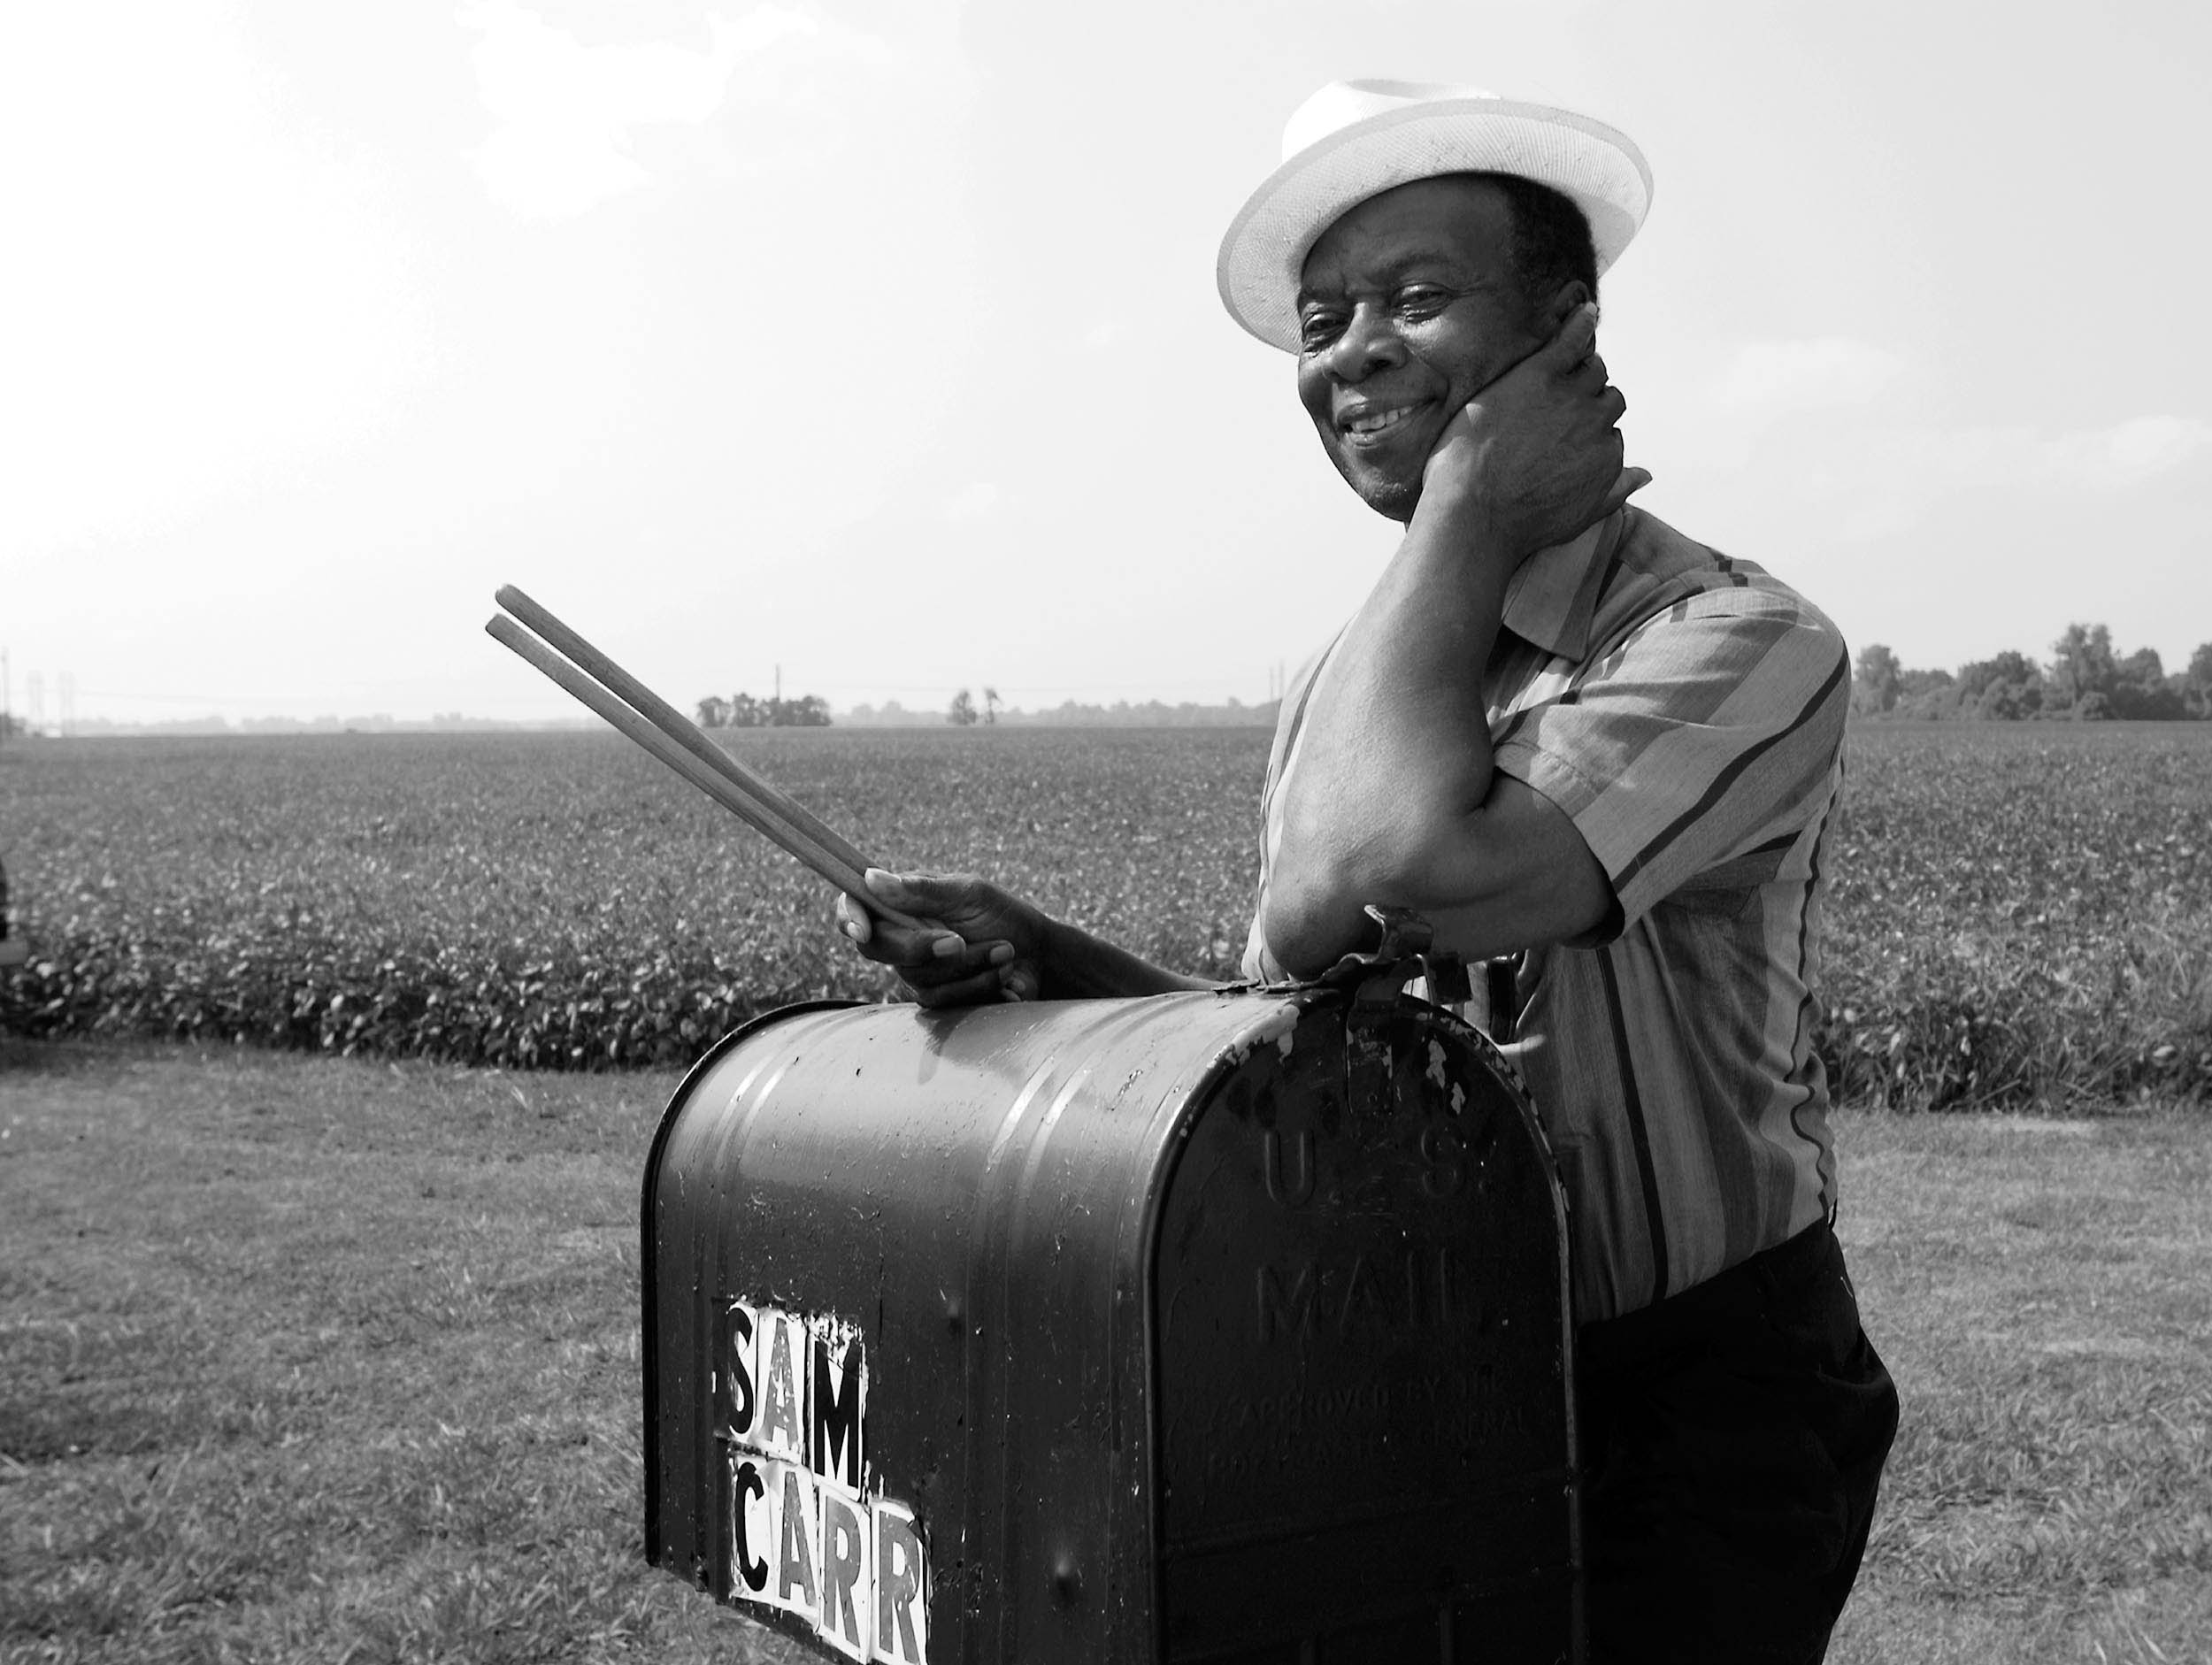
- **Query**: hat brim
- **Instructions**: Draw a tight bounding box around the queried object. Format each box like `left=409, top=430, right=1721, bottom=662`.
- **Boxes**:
left=1217, top=98, right=1654, bottom=353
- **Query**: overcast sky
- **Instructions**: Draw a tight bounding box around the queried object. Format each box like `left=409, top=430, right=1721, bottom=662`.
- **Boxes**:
left=5, top=0, right=2206, bottom=724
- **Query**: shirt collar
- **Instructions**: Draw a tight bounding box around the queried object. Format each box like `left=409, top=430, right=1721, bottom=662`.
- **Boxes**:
left=1500, top=511, right=1624, bottom=661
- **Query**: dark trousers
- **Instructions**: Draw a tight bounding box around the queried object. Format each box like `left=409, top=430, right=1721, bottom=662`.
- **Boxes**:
left=1575, top=1223, right=1899, bottom=1664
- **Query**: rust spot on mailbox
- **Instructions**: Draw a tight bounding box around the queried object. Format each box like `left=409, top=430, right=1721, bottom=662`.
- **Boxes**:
left=642, top=986, right=1579, bottom=1662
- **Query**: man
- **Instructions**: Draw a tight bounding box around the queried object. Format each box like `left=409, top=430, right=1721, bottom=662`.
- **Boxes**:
left=839, top=81, right=1896, bottom=1663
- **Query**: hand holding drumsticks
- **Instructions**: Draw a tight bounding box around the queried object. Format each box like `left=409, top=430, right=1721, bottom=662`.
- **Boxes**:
left=486, top=587, right=1210, bottom=1006
left=835, top=872, right=1041, bottom=1006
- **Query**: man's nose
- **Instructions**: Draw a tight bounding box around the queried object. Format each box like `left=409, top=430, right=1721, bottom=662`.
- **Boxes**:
left=1322, top=301, right=1406, bottom=381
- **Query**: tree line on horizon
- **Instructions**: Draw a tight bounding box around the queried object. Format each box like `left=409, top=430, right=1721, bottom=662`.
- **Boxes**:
left=849, top=693, right=1283, bottom=729
left=693, top=692, right=832, bottom=729
left=692, top=687, right=1285, bottom=730
left=1852, top=624, right=2212, bottom=722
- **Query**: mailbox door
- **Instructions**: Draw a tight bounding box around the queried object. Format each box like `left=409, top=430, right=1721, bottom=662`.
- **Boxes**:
left=1151, top=996, right=1578, bottom=1663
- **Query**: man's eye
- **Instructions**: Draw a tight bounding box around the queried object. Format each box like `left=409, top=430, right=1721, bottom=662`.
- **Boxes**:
left=1392, top=287, right=1454, bottom=316
left=1298, top=313, right=1345, bottom=350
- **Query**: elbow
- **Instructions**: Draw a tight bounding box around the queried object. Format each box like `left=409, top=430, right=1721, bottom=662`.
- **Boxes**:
left=1264, top=772, right=1617, bottom=971
left=1263, top=804, right=1463, bottom=976
left=1258, top=873, right=1352, bottom=979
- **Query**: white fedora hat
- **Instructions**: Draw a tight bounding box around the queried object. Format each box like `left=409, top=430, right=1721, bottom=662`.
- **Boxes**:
left=1218, top=79, right=1654, bottom=353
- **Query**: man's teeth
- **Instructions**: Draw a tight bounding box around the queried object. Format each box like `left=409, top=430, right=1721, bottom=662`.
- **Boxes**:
left=1346, top=404, right=1417, bottom=435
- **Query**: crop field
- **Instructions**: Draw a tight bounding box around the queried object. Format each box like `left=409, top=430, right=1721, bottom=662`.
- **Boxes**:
left=2, top=722, right=2208, bottom=1108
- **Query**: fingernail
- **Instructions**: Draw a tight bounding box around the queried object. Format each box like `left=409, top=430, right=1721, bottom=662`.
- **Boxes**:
left=987, top=943, right=1015, bottom=966
left=864, top=866, right=895, bottom=893
left=931, top=933, right=964, bottom=959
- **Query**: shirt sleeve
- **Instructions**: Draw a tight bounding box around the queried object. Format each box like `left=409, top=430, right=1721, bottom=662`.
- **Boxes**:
left=1242, top=633, right=1346, bottom=981
left=1240, top=911, right=1281, bottom=983
left=1489, top=591, right=1850, bottom=931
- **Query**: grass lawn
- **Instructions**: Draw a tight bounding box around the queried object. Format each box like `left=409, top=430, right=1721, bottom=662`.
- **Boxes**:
left=3, top=1037, right=2207, bottom=1663
left=1829, top=1111, right=2212, bottom=1663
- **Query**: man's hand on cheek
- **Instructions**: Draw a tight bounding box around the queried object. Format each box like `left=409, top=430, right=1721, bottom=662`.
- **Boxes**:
left=1419, top=303, right=1651, bottom=557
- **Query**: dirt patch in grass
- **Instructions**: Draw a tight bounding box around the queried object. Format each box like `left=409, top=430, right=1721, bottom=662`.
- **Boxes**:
left=4, top=1038, right=2208, bottom=1661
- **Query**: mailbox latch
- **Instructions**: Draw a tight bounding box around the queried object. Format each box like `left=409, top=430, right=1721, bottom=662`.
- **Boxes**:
left=1321, top=905, right=1474, bottom=1013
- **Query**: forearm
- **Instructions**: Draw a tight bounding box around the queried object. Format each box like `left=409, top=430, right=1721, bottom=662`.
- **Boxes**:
left=1266, top=502, right=1514, bottom=971
left=1036, top=917, right=1220, bottom=999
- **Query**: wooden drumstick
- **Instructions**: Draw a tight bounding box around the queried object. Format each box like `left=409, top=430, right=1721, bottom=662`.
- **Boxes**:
left=484, top=605, right=930, bottom=933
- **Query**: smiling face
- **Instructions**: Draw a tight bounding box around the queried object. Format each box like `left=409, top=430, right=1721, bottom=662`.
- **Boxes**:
left=1294, top=175, right=1548, bottom=522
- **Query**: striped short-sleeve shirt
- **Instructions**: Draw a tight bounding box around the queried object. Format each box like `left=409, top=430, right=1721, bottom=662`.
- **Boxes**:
left=1242, top=506, right=1852, bottom=1324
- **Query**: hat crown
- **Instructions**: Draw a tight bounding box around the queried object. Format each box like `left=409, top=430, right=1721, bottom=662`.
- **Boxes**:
left=1280, top=79, right=1500, bottom=160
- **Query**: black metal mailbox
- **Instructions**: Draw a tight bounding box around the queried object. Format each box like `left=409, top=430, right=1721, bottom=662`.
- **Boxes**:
left=642, top=982, right=1579, bottom=1663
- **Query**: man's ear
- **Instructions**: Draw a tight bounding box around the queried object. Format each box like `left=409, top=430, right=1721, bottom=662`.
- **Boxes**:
left=1537, top=279, right=1594, bottom=336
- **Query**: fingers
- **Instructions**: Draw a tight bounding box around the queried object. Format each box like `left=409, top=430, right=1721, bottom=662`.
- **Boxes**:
left=908, top=954, right=1036, bottom=1009
left=834, top=892, right=872, bottom=947
left=864, top=867, right=972, bottom=917
left=837, top=889, right=977, bottom=967
left=843, top=909, right=1001, bottom=969
left=1546, top=302, right=1601, bottom=369
left=837, top=909, right=939, bottom=961
left=841, top=867, right=984, bottom=963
